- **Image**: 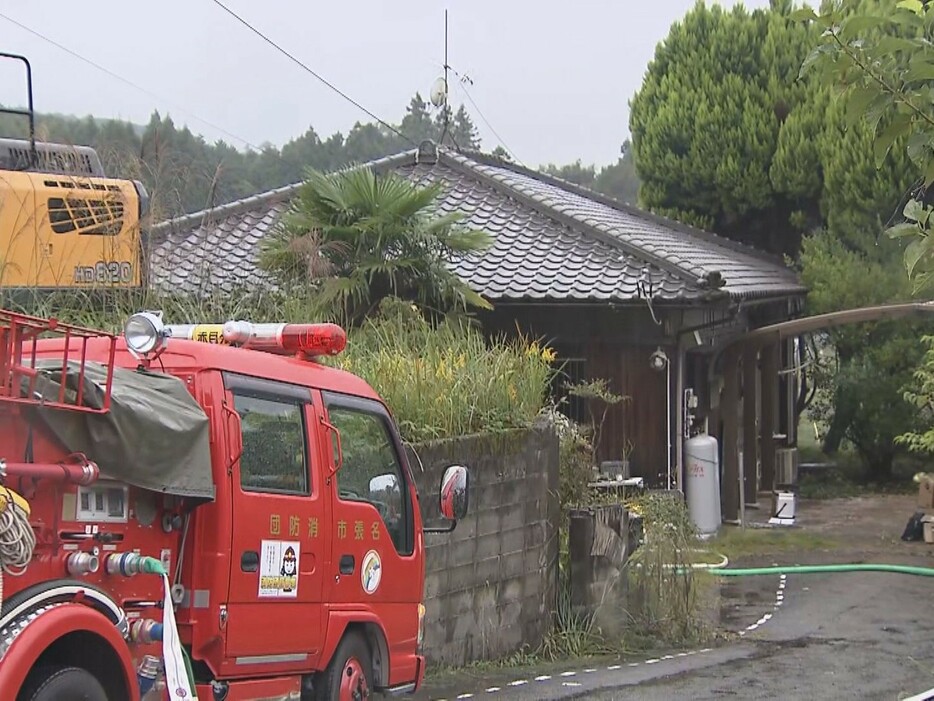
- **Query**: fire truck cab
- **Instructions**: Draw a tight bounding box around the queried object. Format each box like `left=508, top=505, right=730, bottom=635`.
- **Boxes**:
left=0, top=309, right=469, bottom=701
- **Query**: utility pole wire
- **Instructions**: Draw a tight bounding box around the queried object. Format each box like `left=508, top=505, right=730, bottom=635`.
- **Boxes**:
left=0, top=11, right=260, bottom=151
left=453, top=75, right=523, bottom=166
left=209, top=0, right=415, bottom=146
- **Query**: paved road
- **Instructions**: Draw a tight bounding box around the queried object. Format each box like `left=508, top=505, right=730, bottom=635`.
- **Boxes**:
left=415, top=563, right=934, bottom=700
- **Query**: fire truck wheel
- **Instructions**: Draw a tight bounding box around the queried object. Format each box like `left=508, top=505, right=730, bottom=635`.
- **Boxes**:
left=18, top=665, right=107, bottom=701
left=317, top=630, right=373, bottom=701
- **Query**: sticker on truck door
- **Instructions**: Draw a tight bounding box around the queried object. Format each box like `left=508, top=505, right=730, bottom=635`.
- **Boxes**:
left=361, top=550, right=382, bottom=594
left=258, top=540, right=300, bottom=597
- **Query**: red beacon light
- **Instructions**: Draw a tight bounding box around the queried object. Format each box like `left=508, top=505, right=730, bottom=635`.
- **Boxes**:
left=221, top=321, right=347, bottom=358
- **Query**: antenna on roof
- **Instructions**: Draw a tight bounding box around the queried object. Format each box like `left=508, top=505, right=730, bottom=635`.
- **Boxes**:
left=431, top=10, right=454, bottom=147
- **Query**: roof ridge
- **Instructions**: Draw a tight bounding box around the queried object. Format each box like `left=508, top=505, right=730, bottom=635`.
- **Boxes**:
left=148, top=148, right=422, bottom=237
left=452, top=146, right=791, bottom=271
left=148, top=181, right=302, bottom=236
left=437, top=148, right=701, bottom=289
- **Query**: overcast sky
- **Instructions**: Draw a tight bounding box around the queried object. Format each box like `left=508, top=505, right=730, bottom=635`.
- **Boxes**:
left=0, top=0, right=769, bottom=168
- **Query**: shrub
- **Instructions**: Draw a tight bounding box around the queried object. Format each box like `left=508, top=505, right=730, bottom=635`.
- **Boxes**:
left=539, top=404, right=594, bottom=513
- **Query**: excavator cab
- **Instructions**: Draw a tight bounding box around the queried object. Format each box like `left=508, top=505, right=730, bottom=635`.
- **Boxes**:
left=0, top=51, right=148, bottom=289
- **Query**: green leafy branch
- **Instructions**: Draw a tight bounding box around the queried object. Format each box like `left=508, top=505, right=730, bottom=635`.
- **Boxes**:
left=795, top=0, right=934, bottom=292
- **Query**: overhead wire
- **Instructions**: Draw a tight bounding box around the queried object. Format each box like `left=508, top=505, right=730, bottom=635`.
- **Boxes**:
left=423, top=54, right=524, bottom=165
left=0, top=11, right=260, bottom=151
left=209, top=0, right=416, bottom=147
left=448, top=66, right=524, bottom=166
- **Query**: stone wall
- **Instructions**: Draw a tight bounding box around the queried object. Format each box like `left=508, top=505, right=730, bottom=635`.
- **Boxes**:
left=406, top=425, right=560, bottom=667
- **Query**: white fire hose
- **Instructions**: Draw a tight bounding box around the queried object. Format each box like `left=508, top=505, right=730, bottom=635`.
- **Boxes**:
left=0, top=486, right=36, bottom=609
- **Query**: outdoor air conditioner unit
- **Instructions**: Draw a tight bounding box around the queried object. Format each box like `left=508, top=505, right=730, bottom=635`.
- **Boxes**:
left=775, top=447, right=799, bottom=487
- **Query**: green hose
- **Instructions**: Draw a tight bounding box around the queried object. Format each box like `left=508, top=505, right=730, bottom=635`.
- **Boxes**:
left=138, top=556, right=199, bottom=697
left=705, top=563, right=934, bottom=577
left=139, top=556, right=167, bottom=575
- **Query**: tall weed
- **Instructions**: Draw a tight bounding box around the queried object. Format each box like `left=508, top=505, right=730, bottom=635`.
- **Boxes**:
left=624, top=492, right=711, bottom=648
left=332, top=301, right=556, bottom=442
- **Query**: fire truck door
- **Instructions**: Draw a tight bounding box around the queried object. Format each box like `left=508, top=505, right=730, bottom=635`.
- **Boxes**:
left=223, top=373, right=328, bottom=666
left=319, top=392, right=421, bottom=642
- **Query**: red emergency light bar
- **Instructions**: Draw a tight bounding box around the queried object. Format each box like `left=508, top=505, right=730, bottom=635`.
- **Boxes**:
left=163, top=321, right=347, bottom=358
left=224, top=321, right=347, bottom=357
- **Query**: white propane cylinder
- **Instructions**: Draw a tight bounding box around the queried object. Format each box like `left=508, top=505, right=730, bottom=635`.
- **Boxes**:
left=685, top=433, right=721, bottom=537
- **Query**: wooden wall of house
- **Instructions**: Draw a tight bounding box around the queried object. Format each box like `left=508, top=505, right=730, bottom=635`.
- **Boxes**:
left=584, top=342, right=670, bottom=478
left=479, top=304, right=672, bottom=483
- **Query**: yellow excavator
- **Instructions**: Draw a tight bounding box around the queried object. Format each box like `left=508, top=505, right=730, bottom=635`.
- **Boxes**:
left=0, top=51, right=148, bottom=289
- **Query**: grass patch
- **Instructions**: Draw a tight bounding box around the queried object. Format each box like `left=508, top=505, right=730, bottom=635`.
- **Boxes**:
left=424, top=648, right=543, bottom=681
left=798, top=453, right=918, bottom=500
left=707, top=527, right=841, bottom=560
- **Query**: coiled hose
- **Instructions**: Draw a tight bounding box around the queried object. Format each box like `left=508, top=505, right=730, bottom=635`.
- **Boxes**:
left=0, top=486, right=36, bottom=609
left=0, top=494, right=198, bottom=698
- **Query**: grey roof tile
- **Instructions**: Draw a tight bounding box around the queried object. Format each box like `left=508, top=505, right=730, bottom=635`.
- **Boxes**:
left=147, top=143, right=804, bottom=303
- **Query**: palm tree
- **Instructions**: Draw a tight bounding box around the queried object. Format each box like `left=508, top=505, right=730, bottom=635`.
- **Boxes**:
left=258, top=166, right=492, bottom=327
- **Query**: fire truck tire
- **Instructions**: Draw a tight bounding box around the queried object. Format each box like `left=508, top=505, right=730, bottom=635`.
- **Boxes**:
left=18, top=665, right=108, bottom=701
left=316, top=630, right=374, bottom=701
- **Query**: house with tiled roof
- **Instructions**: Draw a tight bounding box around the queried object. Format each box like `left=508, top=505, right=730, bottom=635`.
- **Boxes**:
left=148, top=141, right=807, bottom=497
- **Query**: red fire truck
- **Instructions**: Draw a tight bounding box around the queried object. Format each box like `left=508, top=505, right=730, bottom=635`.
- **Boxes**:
left=0, top=308, right=469, bottom=701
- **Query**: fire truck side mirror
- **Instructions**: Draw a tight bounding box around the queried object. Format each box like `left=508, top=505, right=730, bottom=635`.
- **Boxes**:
left=439, top=464, right=469, bottom=521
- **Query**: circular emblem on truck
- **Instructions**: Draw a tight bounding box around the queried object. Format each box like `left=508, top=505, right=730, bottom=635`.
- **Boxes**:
left=361, top=550, right=382, bottom=595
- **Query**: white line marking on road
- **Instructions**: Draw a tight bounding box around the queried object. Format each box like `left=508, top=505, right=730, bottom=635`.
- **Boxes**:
left=438, top=614, right=776, bottom=700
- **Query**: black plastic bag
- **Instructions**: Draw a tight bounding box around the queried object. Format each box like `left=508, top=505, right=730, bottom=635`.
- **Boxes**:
left=901, top=511, right=926, bottom=542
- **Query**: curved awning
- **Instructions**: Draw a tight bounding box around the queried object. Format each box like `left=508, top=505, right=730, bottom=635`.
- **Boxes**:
left=739, top=301, right=934, bottom=347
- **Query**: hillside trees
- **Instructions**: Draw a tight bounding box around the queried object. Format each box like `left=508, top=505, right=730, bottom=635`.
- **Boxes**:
left=0, top=92, right=482, bottom=219
left=541, top=139, right=641, bottom=204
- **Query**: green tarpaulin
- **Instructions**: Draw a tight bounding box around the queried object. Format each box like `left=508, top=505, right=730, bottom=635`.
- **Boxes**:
left=25, top=360, right=215, bottom=500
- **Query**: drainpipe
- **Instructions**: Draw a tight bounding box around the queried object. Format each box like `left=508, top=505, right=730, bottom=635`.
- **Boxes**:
left=675, top=334, right=685, bottom=492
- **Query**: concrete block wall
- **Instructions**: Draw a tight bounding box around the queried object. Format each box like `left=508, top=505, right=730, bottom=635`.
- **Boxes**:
left=405, top=425, right=560, bottom=667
